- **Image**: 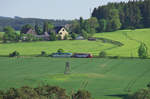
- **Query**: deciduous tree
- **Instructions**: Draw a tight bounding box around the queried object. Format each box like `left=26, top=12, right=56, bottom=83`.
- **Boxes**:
left=138, top=43, right=148, bottom=59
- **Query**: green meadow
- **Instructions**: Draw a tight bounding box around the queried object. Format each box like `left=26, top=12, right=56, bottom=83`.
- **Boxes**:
left=94, top=28, right=150, bottom=57
left=0, top=28, right=150, bottom=99
left=0, top=57, right=150, bottom=99
left=0, top=40, right=114, bottom=56
left=0, top=28, right=150, bottom=57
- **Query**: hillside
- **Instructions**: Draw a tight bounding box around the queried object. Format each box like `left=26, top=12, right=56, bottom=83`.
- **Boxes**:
left=0, top=28, right=150, bottom=57
left=0, top=16, right=72, bottom=31
left=94, top=28, right=150, bottom=57
left=0, top=57, right=149, bottom=99
left=0, top=40, right=114, bottom=56
left=0, top=29, right=150, bottom=99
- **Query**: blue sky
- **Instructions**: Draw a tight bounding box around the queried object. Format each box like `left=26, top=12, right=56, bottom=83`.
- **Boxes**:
left=0, top=0, right=128, bottom=20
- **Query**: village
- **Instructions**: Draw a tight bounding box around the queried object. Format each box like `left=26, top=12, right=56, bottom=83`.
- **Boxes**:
left=20, top=23, right=86, bottom=41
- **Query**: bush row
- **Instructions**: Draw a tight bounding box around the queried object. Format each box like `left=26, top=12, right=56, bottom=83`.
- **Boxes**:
left=0, top=85, right=92, bottom=99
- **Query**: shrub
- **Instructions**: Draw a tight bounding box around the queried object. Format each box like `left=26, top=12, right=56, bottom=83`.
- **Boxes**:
left=99, top=51, right=107, bottom=58
left=0, top=85, right=70, bottom=99
left=73, top=90, right=92, bottom=99
left=71, top=33, right=77, bottom=40
left=9, top=51, right=20, bottom=57
left=138, top=43, right=148, bottom=59
left=41, top=51, right=47, bottom=56
left=81, top=29, right=88, bottom=39
left=124, top=89, right=150, bottom=99
left=112, top=56, right=120, bottom=59
left=50, top=31, right=57, bottom=41
left=147, top=83, right=150, bottom=89
left=57, top=48, right=64, bottom=53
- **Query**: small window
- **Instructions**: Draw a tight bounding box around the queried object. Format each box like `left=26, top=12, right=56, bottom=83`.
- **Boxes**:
left=60, top=32, right=62, bottom=34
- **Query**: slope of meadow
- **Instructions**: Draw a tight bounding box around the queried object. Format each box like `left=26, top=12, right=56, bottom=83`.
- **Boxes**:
left=0, top=28, right=150, bottom=57
left=94, top=28, right=150, bottom=57
left=0, top=40, right=114, bottom=56
left=0, top=57, right=150, bottom=99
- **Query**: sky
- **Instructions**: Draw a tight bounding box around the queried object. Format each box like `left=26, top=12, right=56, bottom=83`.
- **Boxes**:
left=0, top=0, right=128, bottom=20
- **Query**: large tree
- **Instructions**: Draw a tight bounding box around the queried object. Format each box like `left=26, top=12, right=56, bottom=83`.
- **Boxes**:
left=82, top=17, right=99, bottom=35
left=35, top=24, right=42, bottom=35
left=124, top=1, right=142, bottom=28
left=3, top=26, right=19, bottom=42
left=87, top=17, right=99, bottom=33
left=107, top=9, right=122, bottom=31
left=70, top=20, right=81, bottom=34
left=98, top=19, right=107, bottom=32
left=143, top=0, right=150, bottom=27
left=43, top=21, right=54, bottom=33
left=21, top=24, right=33, bottom=34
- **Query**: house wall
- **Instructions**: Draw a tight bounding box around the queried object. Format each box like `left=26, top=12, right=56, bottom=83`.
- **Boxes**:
left=26, top=29, right=37, bottom=35
left=58, top=28, right=69, bottom=39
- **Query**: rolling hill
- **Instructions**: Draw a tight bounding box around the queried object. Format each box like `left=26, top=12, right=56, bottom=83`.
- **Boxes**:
left=0, top=28, right=150, bottom=99
left=0, top=28, right=150, bottom=57
left=94, top=28, right=150, bottom=57
left=0, top=16, right=72, bottom=31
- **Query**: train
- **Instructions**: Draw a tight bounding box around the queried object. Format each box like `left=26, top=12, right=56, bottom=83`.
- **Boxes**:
left=51, top=53, right=93, bottom=58
left=51, top=53, right=73, bottom=58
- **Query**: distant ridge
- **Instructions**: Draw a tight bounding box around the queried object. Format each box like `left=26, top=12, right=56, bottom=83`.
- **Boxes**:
left=0, top=16, right=72, bottom=31
left=0, top=16, right=12, bottom=19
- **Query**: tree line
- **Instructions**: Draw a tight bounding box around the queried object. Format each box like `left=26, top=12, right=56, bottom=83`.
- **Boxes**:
left=69, top=0, right=150, bottom=39
left=92, top=0, right=150, bottom=32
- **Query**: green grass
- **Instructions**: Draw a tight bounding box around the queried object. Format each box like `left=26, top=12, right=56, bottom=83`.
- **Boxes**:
left=0, top=40, right=114, bottom=56
left=94, top=28, right=150, bottom=57
left=0, top=29, right=150, bottom=98
left=0, top=57, right=150, bottom=99
left=0, top=28, right=150, bottom=57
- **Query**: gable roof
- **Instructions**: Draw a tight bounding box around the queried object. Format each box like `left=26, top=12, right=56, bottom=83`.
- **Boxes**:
left=26, top=28, right=37, bottom=35
left=54, top=26, right=66, bottom=34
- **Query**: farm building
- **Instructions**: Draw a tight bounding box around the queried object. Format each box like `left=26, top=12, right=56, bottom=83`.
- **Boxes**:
left=25, top=28, right=37, bottom=35
left=22, top=26, right=69, bottom=40
left=54, top=26, right=69, bottom=40
left=36, top=32, right=50, bottom=40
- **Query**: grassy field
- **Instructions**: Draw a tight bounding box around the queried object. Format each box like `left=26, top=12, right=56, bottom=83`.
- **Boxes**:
left=0, top=28, right=150, bottom=57
left=0, top=40, right=114, bottom=56
left=0, top=57, right=150, bottom=99
left=94, top=28, right=150, bottom=57
left=0, top=29, right=150, bottom=99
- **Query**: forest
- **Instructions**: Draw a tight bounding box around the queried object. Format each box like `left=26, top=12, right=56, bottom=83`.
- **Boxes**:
left=92, top=0, right=150, bottom=32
